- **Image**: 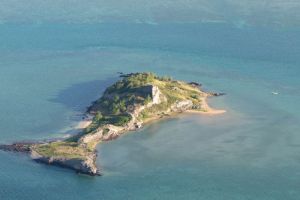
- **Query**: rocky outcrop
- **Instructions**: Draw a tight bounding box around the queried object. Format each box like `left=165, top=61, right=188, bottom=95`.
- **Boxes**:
left=0, top=142, right=100, bottom=176
left=78, top=129, right=104, bottom=146
left=189, top=82, right=202, bottom=88
left=151, top=85, right=164, bottom=104
left=171, top=100, right=193, bottom=112
left=31, top=150, right=100, bottom=176
left=0, top=142, right=33, bottom=153
left=208, top=92, right=226, bottom=97
left=78, top=124, right=125, bottom=147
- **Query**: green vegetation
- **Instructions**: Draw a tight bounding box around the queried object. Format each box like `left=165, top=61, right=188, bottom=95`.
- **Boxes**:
left=139, top=102, right=169, bottom=120
left=137, top=75, right=206, bottom=120
left=105, top=72, right=156, bottom=94
left=94, top=111, right=103, bottom=121
left=34, top=72, right=207, bottom=160
left=34, top=141, right=89, bottom=159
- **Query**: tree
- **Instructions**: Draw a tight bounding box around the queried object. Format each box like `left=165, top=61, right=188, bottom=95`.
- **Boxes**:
left=119, top=99, right=127, bottom=112
left=95, top=111, right=103, bottom=121
left=111, top=103, right=120, bottom=115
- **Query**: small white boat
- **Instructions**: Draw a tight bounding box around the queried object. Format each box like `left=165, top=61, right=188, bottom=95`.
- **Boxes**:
left=272, top=92, right=279, bottom=95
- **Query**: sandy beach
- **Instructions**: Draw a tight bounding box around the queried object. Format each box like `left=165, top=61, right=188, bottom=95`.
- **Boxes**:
left=139, top=96, right=226, bottom=127
left=186, top=96, right=226, bottom=115
left=75, top=114, right=93, bottom=129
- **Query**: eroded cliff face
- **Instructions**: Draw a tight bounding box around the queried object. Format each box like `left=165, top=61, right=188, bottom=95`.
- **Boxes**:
left=31, top=149, right=99, bottom=175
left=151, top=85, right=164, bottom=104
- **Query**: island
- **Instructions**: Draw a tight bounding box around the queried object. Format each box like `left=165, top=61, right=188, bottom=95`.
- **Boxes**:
left=0, top=72, right=225, bottom=176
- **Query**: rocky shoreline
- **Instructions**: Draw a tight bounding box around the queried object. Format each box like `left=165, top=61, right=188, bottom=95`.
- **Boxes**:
left=0, top=142, right=100, bottom=176
left=0, top=143, right=32, bottom=153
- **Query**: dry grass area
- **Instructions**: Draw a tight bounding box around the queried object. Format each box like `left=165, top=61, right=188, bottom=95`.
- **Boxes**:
left=34, top=141, right=90, bottom=159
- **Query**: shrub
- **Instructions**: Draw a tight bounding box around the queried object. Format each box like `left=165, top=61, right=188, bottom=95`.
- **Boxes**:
left=111, top=114, right=132, bottom=126
left=94, top=111, right=103, bottom=121
left=111, top=103, right=120, bottom=115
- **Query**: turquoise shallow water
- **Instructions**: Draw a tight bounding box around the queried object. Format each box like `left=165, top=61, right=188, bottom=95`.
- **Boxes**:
left=0, top=23, right=300, bottom=199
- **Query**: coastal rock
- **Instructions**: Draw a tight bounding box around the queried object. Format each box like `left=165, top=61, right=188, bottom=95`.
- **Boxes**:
left=79, top=129, right=104, bottom=146
left=31, top=150, right=100, bottom=176
left=171, top=100, right=193, bottom=112
left=102, top=125, right=124, bottom=141
left=189, top=82, right=202, bottom=87
left=0, top=142, right=33, bottom=153
left=208, top=92, right=226, bottom=97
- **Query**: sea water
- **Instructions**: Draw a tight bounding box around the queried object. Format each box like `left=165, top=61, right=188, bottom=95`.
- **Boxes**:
left=0, top=23, right=300, bottom=200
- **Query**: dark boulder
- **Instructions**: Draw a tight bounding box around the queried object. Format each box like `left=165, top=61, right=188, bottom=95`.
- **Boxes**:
left=0, top=142, right=33, bottom=153
left=208, top=92, right=226, bottom=97
left=189, top=82, right=202, bottom=87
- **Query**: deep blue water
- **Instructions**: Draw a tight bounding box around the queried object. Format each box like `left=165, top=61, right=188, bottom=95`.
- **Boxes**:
left=0, top=23, right=300, bottom=199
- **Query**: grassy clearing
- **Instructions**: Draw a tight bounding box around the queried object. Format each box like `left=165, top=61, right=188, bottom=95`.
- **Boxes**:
left=34, top=141, right=89, bottom=159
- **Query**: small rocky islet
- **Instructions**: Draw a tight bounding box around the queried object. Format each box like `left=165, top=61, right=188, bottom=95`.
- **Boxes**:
left=0, top=72, right=225, bottom=176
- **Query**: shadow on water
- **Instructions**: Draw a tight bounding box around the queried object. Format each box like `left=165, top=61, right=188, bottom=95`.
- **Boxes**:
left=49, top=77, right=118, bottom=113
left=46, top=76, right=119, bottom=136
